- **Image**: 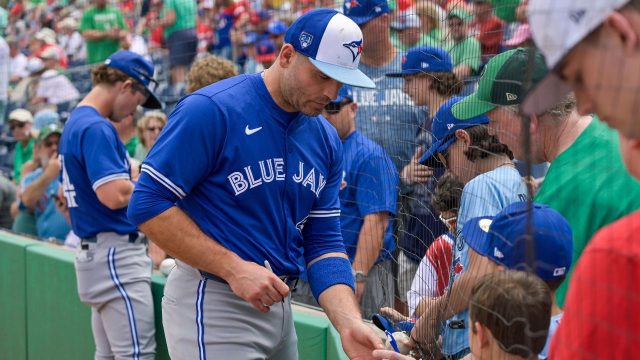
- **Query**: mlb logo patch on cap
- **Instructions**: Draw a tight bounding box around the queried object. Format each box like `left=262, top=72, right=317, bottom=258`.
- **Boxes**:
left=284, top=8, right=375, bottom=88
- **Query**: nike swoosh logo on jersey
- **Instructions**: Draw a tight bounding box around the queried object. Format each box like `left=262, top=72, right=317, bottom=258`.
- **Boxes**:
left=245, top=125, right=263, bottom=135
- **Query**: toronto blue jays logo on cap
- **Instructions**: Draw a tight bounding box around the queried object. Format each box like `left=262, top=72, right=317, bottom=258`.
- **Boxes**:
left=345, top=0, right=360, bottom=9
left=342, top=39, right=363, bottom=62
left=299, top=32, right=314, bottom=49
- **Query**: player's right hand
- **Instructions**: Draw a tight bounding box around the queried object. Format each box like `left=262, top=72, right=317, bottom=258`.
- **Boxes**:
left=226, top=260, right=290, bottom=313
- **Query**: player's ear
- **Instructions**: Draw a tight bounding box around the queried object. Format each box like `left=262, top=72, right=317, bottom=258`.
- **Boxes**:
left=454, top=129, right=470, bottom=145
left=475, top=322, right=491, bottom=348
left=278, top=44, right=295, bottom=69
left=606, top=11, right=638, bottom=53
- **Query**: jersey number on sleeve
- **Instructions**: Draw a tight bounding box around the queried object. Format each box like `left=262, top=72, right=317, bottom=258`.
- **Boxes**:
left=60, top=155, right=78, bottom=208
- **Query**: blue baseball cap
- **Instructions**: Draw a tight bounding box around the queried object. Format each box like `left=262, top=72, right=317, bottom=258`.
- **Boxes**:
left=343, top=0, right=391, bottom=25
left=284, top=9, right=375, bottom=89
left=104, top=50, right=162, bottom=109
left=462, top=202, right=573, bottom=281
left=419, top=96, right=489, bottom=167
left=268, top=20, right=288, bottom=35
left=256, top=39, right=277, bottom=62
left=330, top=85, right=354, bottom=103
left=386, top=45, right=453, bottom=77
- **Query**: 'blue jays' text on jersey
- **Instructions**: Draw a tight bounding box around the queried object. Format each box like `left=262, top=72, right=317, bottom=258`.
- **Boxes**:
left=128, top=73, right=346, bottom=276
left=340, top=130, right=398, bottom=263
left=442, top=166, right=529, bottom=356
left=58, top=106, right=136, bottom=239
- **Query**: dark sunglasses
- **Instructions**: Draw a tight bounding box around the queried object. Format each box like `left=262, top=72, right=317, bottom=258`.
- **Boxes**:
left=145, top=126, right=163, bottom=133
left=132, top=67, right=159, bottom=93
left=324, top=100, right=352, bottom=115
left=43, top=139, right=59, bottom=148
left=9, top=122, right=26, bottom=131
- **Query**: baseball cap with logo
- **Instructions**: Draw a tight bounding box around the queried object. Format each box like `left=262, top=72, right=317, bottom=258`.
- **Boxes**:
left=268, top=20, right=288, bottom=36
left=386, top=45, right=453, bottom=77
left=451, top=48, right=547, bottom=120
left=343, top=0, right=391, bottom=25
left=418, top=96, right=489, bottom=167
left=256, top=39, right=277, bottom=62
left=391, top=11, right=421, bottom=30
left=104, top=50, right=162, bottom=109
left=462, top=202, right=573, bottom=281
left=37, top=123, right=63, bottom=142
left=330, top=85, right=354, bottom=104
left=284, top=8, right=375, bottom=88
left=522, top=0, right=630, bottom=115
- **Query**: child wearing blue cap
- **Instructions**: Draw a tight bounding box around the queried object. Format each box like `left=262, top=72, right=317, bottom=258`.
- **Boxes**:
left=462, top=201, right=573, bottom=359
left=410, top=96, right=528, bottom=359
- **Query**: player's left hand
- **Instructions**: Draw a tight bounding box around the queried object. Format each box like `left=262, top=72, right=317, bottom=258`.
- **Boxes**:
left=339, top=321, right=384, bottom=360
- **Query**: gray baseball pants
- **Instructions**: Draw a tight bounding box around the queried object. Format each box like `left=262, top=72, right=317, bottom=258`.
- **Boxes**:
left=75, top=232, right=156, bottom=360
left=163, top=260, right=298, bottom=360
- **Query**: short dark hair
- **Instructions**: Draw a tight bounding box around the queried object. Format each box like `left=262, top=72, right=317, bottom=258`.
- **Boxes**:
left=432, top=172, right=464, bottom=213
left=463, top=124, right=514, bottom=162
left=470, top=271, right=551, bottom=358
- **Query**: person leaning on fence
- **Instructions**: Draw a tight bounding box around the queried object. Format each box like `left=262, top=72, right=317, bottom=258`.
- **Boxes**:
left=453, top=47, right=640, bottom=307
left=411, top=96, right=528, bottom=359
left=384, top=44, right=457, bottom=316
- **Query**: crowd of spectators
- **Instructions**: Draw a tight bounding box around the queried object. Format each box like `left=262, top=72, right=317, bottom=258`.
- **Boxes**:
left=1, top=1, right=635, bottom=359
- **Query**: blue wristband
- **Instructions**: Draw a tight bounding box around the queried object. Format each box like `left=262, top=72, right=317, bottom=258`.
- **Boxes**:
left=307, top=256, right=355, bottom=301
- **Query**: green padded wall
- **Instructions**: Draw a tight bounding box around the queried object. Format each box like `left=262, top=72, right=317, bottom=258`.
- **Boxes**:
left=25, top=244, right=94, bottom=360
left=0, top=232, right=349, bottom=360
left=0, top=232, right=42, bottom=360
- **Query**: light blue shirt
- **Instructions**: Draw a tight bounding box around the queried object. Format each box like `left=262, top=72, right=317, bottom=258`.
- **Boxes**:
left=539, top=312, right=563, bottom=359
left=22, top=168, right=71, bottom=240
left=442, top=165, right=529, bottom=355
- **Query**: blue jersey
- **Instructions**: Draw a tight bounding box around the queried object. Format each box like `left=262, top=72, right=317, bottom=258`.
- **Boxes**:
left=442, top=166, right=528, bottom=355
left=59, top=106, right=136, bottom=238
left=128, top=73, right=346, bottom=276
left=340, top=131, right=398, bottom=263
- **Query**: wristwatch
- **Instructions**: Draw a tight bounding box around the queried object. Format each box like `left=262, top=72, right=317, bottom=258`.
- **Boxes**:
left=353, top=270, right=367, bottom=283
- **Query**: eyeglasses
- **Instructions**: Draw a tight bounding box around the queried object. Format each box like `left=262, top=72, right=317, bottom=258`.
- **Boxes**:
left=9, top=122, right=26, bottom=131
left=145, top=126, right=163, bottom=133
left=43, top=139, right=58, bottom=148
left=324, top=100, right=352, bottom=115
left=436, top=149, right=449, bottom=168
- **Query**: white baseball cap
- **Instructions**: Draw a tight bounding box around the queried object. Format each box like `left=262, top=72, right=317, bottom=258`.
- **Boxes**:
left=522, top=0, right=630, bottom=115
left=283, top=8, right=375, bottom=89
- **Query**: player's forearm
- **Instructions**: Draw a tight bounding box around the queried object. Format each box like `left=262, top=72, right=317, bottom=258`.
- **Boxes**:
left=353, top=212, right=388, bottom=274
left=318, top=283, right=363, bottom=333
left=21, top=176, right=50, bottom=208
left=138, top=206, right=243, bottom=280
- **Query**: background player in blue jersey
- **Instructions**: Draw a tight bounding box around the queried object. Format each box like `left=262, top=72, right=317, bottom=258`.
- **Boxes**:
left=293, top=85, right=399, bottom=319
left=128, top=9, right=385, bottom=360
left=59, top=50, right=162, bottom=360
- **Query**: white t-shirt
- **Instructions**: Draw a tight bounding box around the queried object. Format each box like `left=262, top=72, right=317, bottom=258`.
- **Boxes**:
left=36, top=70, right=80, bottom=104
left=10, top=52, right=28, bottom=80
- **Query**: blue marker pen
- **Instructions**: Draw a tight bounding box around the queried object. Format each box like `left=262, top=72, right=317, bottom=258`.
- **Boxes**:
left=385, top=330, right=400, bottom=353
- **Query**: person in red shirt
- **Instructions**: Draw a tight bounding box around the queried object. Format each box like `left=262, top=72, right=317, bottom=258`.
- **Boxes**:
left=471, top=0, right=503, bottom=62
left=550, top=133, right=640, bottom=359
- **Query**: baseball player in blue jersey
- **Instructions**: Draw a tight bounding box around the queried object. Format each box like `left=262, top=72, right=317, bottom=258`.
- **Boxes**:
left=127, top=8, right=385, bottom=360
left=59, top=50, right=162, bottom=360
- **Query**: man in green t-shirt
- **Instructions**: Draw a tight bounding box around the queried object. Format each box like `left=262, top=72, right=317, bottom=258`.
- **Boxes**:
left=157, top=0, right=197, bottom=91
left=452, top=48, right=640, bottom=306
left=80, top=0, right=128, bottom=64
left=442, top=9, right=481, bottom=82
